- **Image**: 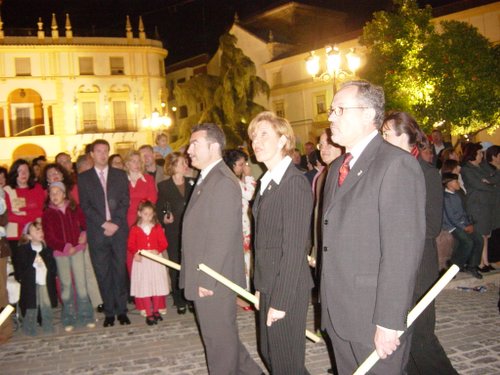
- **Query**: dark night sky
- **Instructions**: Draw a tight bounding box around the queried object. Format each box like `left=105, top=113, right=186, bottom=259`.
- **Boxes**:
left=0, top=0, right=467, bottom=65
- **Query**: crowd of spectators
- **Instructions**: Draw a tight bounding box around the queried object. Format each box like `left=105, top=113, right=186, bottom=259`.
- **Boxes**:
left=0, top=117, right=498, bottom=373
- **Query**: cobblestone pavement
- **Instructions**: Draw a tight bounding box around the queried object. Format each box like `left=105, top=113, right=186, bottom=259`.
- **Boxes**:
left=1, top=270, right=499, bottom=375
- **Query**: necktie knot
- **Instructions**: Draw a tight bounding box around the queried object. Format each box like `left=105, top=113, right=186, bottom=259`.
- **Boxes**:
left=338, top=153, right=353, bottom=187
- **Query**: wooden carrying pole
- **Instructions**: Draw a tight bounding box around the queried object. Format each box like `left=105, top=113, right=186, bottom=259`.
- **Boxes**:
left=139, top=250, right=181, bottom=270
left=353, top=264, right=460, bottom=375
left=198, top=263, right=320, bottom=343
left=0, top=304, right=14, bottom=327
left=139, top=251, right=320, bottom=343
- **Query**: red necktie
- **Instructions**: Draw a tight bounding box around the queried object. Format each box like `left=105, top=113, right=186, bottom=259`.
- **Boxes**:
left=338, top=153, right=353, bottom=187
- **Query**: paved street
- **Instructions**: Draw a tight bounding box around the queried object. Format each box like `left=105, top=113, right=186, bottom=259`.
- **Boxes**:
left=1, top=269, right=499, bottom=375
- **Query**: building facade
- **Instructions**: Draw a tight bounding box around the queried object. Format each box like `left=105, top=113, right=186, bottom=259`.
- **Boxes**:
left=166, top=1, right=499, bottom=148
left=0, top=14, right=168, bottom=165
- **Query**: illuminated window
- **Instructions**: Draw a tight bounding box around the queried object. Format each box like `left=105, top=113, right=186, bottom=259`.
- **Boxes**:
left=113, top=101, right=129, bottom=131
left=179, top=105, right=188, bottom=119
left=79, top=57, right=94, bottom=75
left=82, top=102, right=98, bottom=132
left=274, top=101, right=285, bottom=118
left=15, top=58, right=31, bottom=76
left=316, top=94, right=327, bottom=114
left=110, top=57, right=125, bottom=75
left=159, top=60, right=165, bottom=76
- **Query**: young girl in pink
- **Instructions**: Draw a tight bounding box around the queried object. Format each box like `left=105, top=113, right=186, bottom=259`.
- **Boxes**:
left=128, top=200, right=170, bottom=325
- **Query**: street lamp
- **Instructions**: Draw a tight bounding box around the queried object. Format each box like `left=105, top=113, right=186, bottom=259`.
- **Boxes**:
left=306, top=45, right=361, bottom=93
left=141, top=108, right=172, bottom=130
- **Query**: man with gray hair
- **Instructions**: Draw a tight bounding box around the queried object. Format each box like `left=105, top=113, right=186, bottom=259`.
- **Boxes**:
left=321, top=81, right=426, bottom=374
left=180, top=123, right=262, bottom=374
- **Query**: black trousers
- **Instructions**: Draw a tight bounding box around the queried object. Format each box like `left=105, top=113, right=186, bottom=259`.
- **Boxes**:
left=88, top=234, right=128, bottom=317
left=258, top=290, right=310, bottom=375
left=407, top=238, right=457, bottom=375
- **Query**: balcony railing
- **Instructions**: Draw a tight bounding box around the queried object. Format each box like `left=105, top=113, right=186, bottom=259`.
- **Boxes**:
left=78, top=117, right=138, bottom=134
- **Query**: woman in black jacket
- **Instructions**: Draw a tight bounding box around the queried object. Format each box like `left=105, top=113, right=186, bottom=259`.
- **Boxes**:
left=156, top=152, right=195, bottom=314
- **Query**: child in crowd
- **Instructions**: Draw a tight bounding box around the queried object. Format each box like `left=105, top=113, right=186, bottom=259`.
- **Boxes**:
left=42, top=182, right=95, bottom=332
left=442, top=173, right=483, bottom=279
left=128, top=200, right=170, bottom=325
left=16, top=219, right=56, bottom=336
left=153, top=133, right=173, bottom=160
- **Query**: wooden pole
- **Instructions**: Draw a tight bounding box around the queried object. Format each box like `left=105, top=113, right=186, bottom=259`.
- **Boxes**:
left=139, top=250, right=181, bottom=270
left=198, top=263, right=320, bottom=344
left=0, top=305, right=14, bottom=327
left=353, top=264, right=460, bottom=375
left=139, top=251, right=320, bottom=343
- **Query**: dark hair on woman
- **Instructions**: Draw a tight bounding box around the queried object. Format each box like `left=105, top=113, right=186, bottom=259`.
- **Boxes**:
left=382, top=111, right=429, bottom=149
left=461, top=143, right=482, bottom=164
left=0, top=166, right=7, bottom=179
left=32, top=155, right=47, bottom=167
left=164, top=152, right=185, bottom=177
left=134, top=200, right=159, bottom=226
left=441, top=159, right=460, bottom=174
left=108, top=154, right=123, bottom=166
left=440, top=147, right=458, bottom=163
left=40, top=163, right=74, bottom=190
left=223, top=149, right=248, bottom=170
left=7, top=159, right=36, bottom=189
left=486, top=145, right=500, bottom=164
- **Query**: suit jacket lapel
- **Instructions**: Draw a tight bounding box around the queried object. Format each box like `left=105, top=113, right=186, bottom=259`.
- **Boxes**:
left=185, top=161, right=223, bottom=216
left=324, top=135, right=383, bottom=214
left=254, top=163, right=296, bottom=220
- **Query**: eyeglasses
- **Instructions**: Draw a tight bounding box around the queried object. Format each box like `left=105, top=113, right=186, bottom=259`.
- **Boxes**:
left=327, top=106, right=371, bottom=117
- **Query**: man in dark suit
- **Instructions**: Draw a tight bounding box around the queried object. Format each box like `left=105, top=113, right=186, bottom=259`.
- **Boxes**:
left=180, top=123, right=262, bottom=375
left=321, top=81, right=426, bottom=374
left=431, top=129, right=452, bottom=166
left=78, top=139, right=130, bottom=327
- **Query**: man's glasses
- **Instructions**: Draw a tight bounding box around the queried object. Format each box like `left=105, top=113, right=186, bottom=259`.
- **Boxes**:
left=327, top=106, right=371, bottom=117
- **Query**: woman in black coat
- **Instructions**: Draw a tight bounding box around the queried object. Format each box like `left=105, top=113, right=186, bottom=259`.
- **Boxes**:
left=382, top=112, right=458, bottom=375
left=248, top=111, right=313, bottom=375
left=156, top=152, right=195, bottom=314
left=461, top=143, right=497, bottom=272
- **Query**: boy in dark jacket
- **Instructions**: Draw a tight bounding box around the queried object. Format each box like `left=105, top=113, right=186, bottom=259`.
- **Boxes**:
left=442, top=173, right=483, bottom=279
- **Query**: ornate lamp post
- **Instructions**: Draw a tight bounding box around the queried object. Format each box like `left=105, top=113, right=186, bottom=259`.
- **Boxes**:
left=306, top=45, right=361, bottom=93
left=141, top=108, right=172, bottom=143
left=141, top=108, right=172, bottom=130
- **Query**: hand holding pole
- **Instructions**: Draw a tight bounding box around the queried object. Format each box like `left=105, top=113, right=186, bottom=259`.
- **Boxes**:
left=353, top=264, right=460, bottom=375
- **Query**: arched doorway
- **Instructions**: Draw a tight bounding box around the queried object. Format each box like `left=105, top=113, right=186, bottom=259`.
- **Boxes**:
left=12, top=144, right=46, bottom=161
left=7, top=88, right=45, bottom=136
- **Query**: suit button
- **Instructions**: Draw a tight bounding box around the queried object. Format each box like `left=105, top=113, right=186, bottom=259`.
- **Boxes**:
left=324, top=219, right=328, bottom=225
left=323, top=246, right=328, bottom=252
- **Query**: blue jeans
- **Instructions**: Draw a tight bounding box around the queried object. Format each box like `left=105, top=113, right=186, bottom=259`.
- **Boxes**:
left=450, top=228, right=483, bottom=268
left=37, top=284, right=54, bottom=332
left=55, top=250, right=94, bottom=327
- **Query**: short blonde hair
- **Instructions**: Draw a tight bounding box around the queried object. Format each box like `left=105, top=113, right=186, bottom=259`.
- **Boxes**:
left=247, top=111, right=295, bottom=157
left=124, top=151, right=144, bottom=173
